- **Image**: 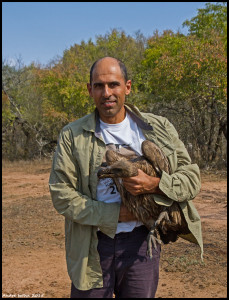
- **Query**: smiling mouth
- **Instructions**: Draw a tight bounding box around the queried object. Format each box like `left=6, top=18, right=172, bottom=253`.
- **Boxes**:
left=102, top=100, right=116, bottom=108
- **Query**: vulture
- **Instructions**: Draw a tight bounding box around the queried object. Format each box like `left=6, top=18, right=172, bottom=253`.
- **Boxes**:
left=97, top=140, right=190, bottom=259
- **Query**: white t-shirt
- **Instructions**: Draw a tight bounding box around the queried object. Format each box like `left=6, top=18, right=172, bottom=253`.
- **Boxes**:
left=97, top=112, right=146, bottom=233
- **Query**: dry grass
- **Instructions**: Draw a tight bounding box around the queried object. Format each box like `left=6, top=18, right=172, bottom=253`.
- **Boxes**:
left=200, top=169, right=227, bottom=182
left=2, top=158, right=52, bottom=174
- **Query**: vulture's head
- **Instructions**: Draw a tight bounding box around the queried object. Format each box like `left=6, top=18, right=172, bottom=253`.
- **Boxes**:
left=97, top=160, right=138, bottom=179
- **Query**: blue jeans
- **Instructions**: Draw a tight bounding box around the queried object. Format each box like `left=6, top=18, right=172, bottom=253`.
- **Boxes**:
left=71, top=225, right=161, bottom=298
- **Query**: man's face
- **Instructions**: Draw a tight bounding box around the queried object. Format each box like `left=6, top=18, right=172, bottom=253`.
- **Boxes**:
left=87, top=58, right=131, bottom=124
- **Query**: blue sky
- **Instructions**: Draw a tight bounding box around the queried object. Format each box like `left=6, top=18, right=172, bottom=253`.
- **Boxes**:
left=3, top=2, right=210, bottom=67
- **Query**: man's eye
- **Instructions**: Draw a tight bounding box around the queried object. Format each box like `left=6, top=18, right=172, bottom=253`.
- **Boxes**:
left=94, top=84, right=102, bottom=88
left=110, top=82, right=119, bottom=88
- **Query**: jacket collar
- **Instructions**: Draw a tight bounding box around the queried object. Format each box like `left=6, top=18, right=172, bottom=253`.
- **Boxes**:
left=81, top=102, right=154, bottom=139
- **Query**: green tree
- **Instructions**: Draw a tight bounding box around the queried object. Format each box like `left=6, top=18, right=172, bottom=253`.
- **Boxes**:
left=183, top=2, right=227, bottom=50
left=2, top=59, right=55, bottom=159
left=138, top=30, right=227, bottom=167
left=40, top=28, right=146, bottom=123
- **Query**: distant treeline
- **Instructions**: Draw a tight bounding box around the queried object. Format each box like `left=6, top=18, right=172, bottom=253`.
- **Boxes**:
left=2, top=2, right=227, bottom=168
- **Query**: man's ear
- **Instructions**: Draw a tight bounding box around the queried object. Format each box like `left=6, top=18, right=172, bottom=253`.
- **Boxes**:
left=87, top=83, right=93, bottom=97
left=125, top=80, right=131, bottom=95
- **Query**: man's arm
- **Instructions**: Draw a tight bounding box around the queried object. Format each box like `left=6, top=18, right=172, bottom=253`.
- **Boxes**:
left=157, top=119, right=201, bottom=202
left=123, top=119, right=201, bottom=202
left=49, top=126, right=120, bottom=237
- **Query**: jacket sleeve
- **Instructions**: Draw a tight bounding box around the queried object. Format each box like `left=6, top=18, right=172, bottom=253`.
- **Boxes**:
left=158, top=119, right=201, bottom=202
left=49, top=127, right=120, bottom=238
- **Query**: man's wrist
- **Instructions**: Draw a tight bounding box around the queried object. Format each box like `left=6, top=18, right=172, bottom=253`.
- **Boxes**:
left=150, top=177, right=164, bottom=195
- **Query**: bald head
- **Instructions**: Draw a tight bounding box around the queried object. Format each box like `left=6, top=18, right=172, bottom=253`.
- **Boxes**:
left=90, top=57, right=128, bottom=85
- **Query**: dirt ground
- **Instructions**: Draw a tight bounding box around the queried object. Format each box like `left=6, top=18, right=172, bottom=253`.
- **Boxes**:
left=2, top=159, right=227, bottom=298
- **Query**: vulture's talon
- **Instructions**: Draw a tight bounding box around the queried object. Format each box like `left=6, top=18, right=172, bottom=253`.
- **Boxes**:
left=147, top=228, right=162, bottom=259
left=154, top=211, right=171, bottom=227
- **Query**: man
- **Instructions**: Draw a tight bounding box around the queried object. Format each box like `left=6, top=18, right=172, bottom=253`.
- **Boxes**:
left=49, top=57, right=203, bottom=298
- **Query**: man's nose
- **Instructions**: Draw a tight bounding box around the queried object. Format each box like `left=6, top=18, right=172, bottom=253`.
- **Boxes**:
left=102, top=85, right=112, bottom=98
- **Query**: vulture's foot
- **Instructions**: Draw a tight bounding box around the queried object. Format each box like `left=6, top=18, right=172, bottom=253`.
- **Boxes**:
left=155, top=210, right=171, bottom=227
left=147, top=227, right=162, bottom=260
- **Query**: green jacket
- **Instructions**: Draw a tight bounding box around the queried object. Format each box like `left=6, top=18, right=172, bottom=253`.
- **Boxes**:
left=49, top=103, right=203, bottom=291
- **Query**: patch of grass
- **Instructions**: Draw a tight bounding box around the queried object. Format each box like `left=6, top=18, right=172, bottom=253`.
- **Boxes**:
left=163, top=252, right=205, bottom=273
left=2, top=158, right=52, bottom=173
left=200, top=169, right=227, bottom=182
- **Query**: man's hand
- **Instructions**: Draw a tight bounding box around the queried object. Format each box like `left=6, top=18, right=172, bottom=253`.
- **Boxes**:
left=122, top=169, right=164, bottom=196
left=118, top=203, right=138, bottom=222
